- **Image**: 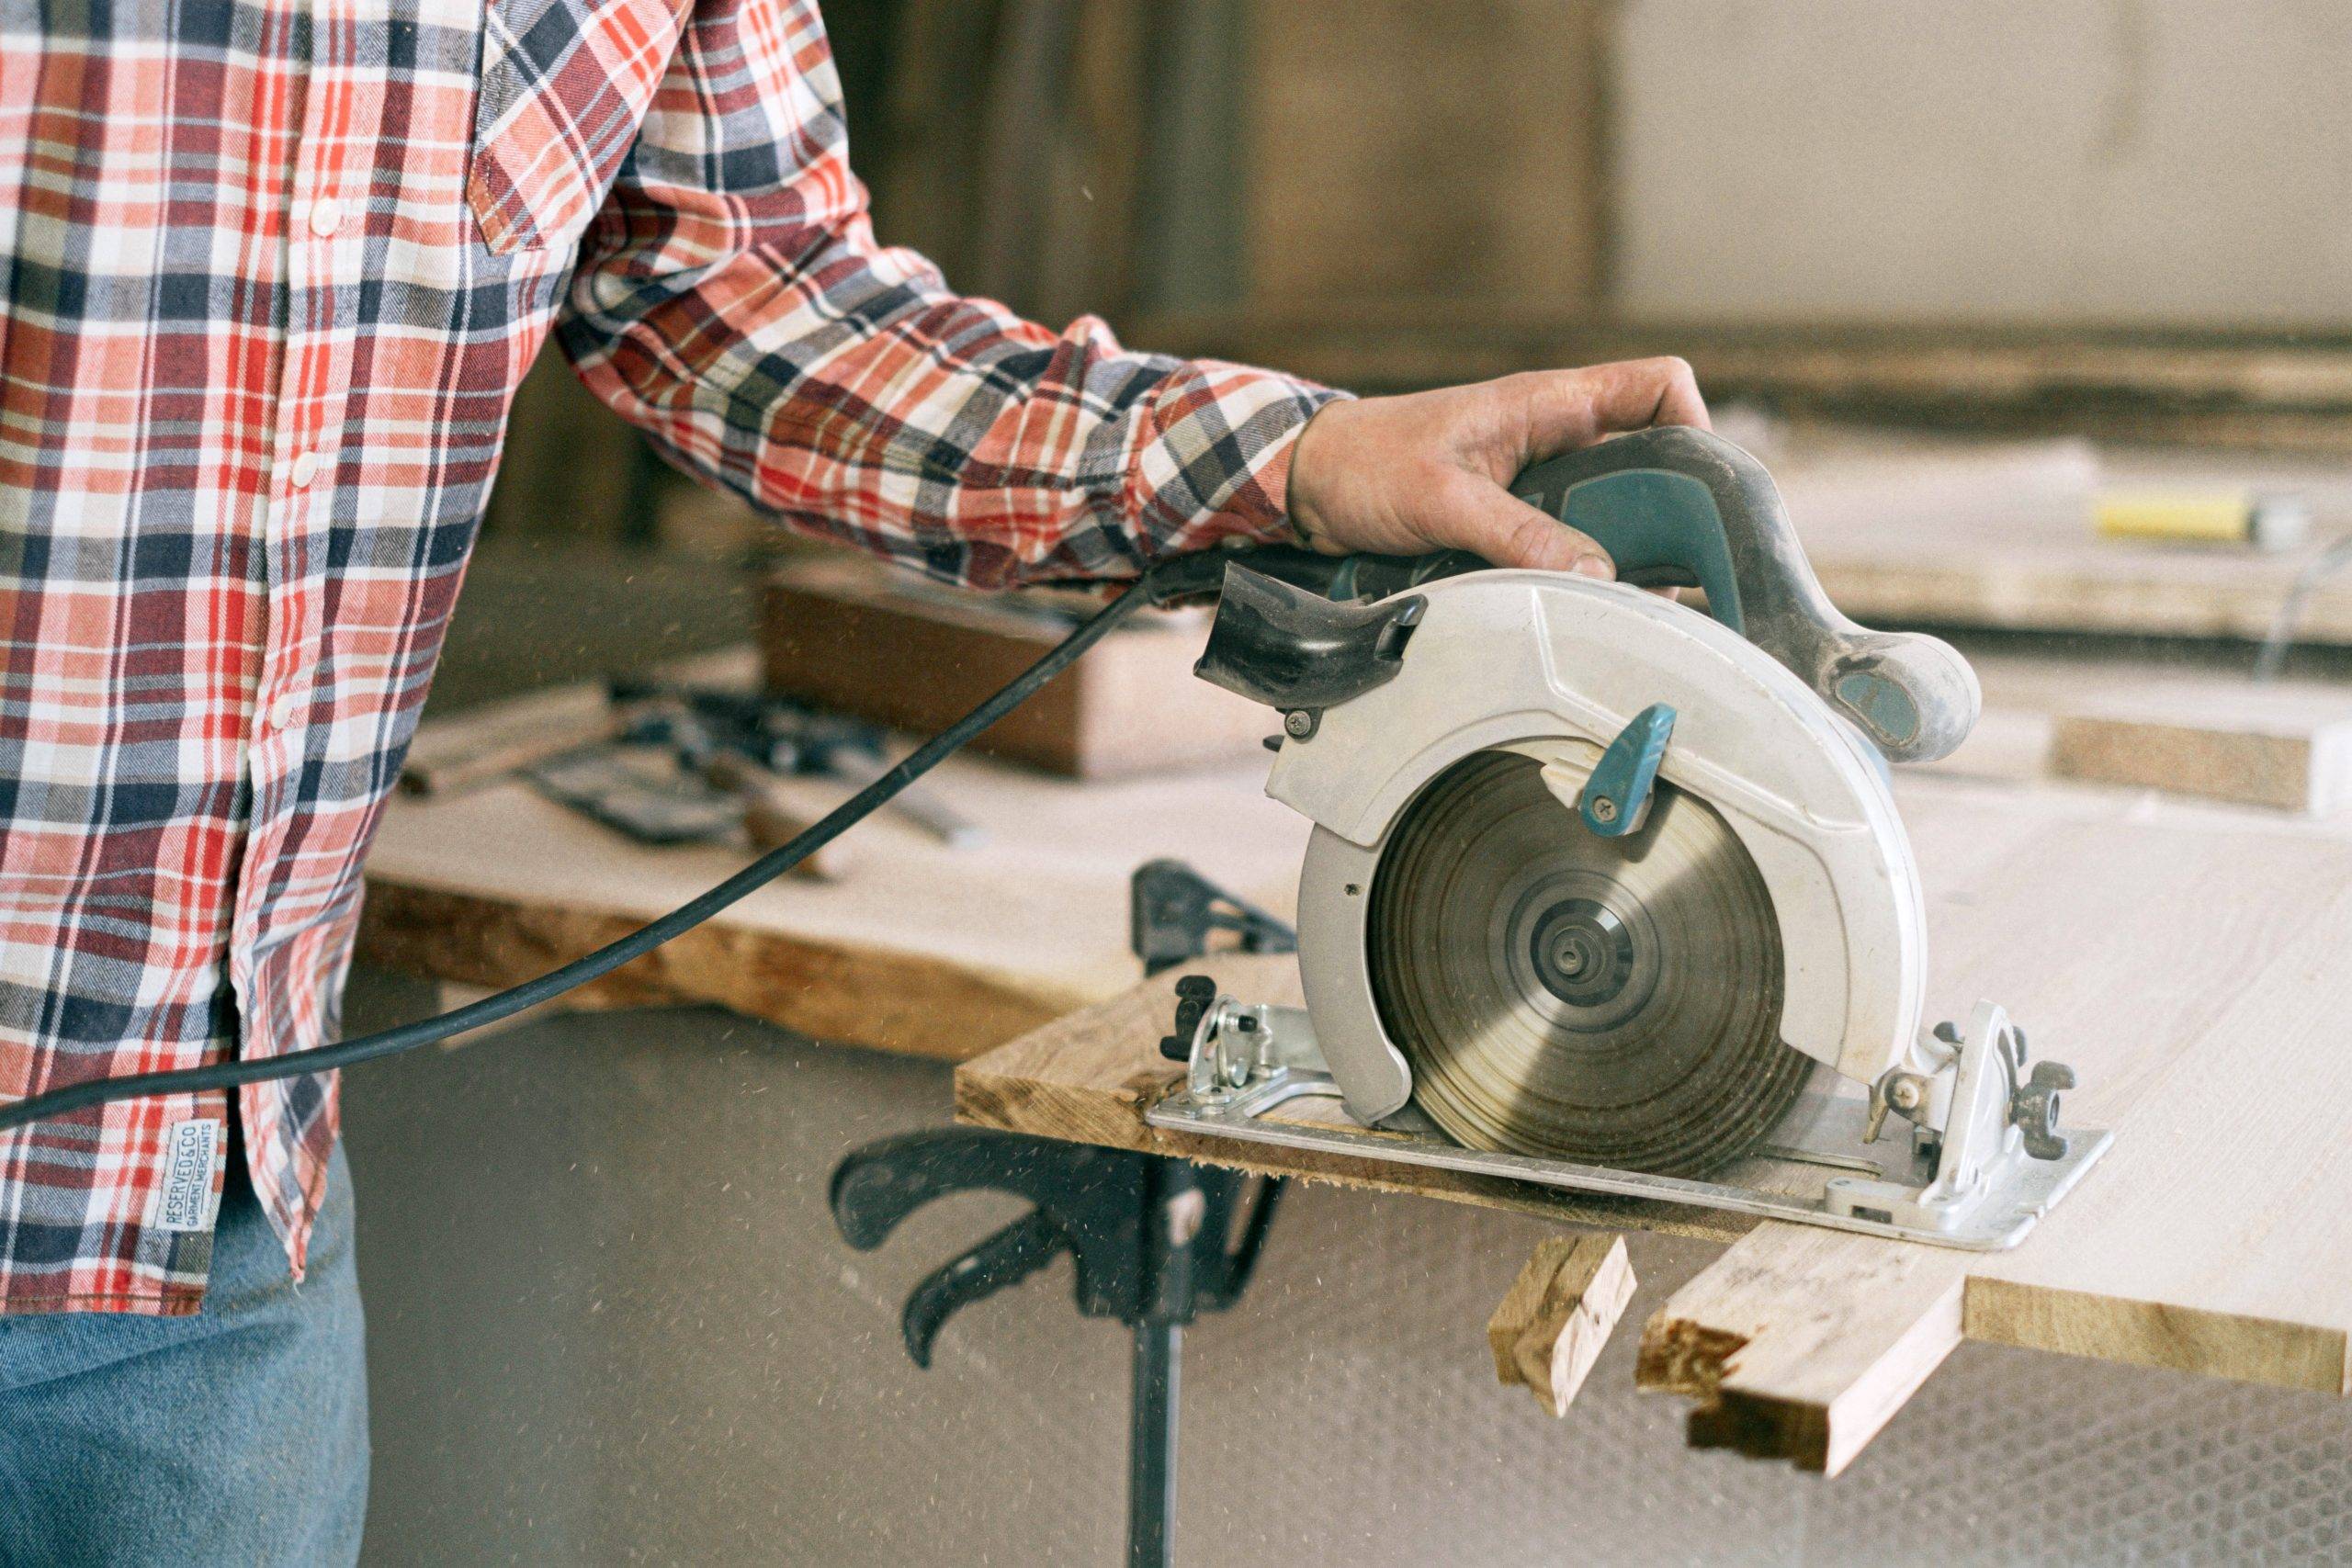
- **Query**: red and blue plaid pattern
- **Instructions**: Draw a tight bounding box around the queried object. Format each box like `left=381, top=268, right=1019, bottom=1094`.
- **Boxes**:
left=0, top=0, right=1333, bottom=1314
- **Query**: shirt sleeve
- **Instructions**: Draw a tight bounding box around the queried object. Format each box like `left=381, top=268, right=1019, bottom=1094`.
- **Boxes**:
left=554, top=0, right=1345, bottom=589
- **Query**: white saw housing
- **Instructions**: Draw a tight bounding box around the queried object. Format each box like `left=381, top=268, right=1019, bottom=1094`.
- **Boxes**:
left=1272, top=570, right=1927, bottom=1128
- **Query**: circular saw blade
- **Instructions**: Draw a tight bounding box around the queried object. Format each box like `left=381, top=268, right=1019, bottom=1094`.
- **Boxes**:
left=1366, top=749, right=1806, bottom=1177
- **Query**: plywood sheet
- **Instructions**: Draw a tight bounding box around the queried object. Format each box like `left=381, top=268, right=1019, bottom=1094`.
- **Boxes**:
left=953, top=769, right=2352, bottom=1465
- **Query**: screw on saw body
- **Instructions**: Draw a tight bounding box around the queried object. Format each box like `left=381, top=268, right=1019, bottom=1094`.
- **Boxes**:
left=1283, top=709, right=1318, bottom=740
left=1863, top=1069, right=1933, bottom=1143
left=1588, top=795, right=1618, bottom=824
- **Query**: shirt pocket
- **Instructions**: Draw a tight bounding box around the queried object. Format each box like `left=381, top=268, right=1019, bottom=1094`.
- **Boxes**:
left=466, top=0, right=686, bottom=254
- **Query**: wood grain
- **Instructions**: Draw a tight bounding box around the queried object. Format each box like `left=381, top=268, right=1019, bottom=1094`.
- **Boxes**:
left=1488, top=1234, right=1636, bottom=1416
left=358, top=883, right=1057, bottom=1060
left=1636, top=1226, right=1966, bottom=1477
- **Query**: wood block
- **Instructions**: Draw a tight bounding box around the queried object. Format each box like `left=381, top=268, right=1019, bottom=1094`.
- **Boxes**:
left=2049, top=687, right=2352, bottom=813
left=1487, top=1234, right=1635, bottom=1417
left=1635, top=1226, right=1966, bottom=1476
left=761, top=557, right=1276, bottom=778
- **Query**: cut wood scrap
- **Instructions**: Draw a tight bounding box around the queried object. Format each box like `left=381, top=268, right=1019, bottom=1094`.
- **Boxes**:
left=1488, top=1234, right=1635, bottom=1416
left=2049, top=686, right=2352, bottom=814
left=1636, top=1225, right=1966, bottom=1476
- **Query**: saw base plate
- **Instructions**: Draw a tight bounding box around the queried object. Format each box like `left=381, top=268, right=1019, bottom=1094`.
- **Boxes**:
left=1145, top=1067, right=2110, bottom=1252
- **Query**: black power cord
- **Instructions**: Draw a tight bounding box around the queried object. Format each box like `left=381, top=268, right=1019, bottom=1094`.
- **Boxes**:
left=0, top=562, right=1207, bottom=1134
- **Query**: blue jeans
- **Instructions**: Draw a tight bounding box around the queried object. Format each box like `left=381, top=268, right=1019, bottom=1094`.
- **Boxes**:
left=0, top=1140, right=368, bottom=1565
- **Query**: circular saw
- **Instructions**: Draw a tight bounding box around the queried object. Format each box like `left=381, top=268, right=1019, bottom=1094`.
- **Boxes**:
left=1144, top=427, right=2109, bottom=1250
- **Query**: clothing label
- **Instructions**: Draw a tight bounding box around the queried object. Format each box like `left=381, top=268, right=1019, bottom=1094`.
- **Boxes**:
left=153, top=1119, right=224, bottom=1233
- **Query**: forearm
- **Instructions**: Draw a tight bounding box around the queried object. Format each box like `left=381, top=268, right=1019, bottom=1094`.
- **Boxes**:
left=559, top=164, right=1339, bottom=587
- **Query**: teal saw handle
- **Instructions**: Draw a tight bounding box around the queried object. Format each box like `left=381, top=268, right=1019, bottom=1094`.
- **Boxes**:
left=1511, top=427, right=1981, bottom=764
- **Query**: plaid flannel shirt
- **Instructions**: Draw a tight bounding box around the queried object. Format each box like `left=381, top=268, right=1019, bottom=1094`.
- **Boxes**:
left=0, top=0, right=1335, bottom=1314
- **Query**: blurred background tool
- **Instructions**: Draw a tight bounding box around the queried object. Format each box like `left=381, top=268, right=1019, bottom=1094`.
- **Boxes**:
left=2094, top=488, right=2309, bottom=550
left=608, top=677, right=986, bottom=849
left=526, top=744, right=855, bottom=881
left=521, top=677, right=989, bottom=874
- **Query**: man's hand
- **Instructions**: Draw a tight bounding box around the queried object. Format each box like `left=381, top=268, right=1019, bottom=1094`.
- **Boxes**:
left=1283, top=358, right=1710, bottom=578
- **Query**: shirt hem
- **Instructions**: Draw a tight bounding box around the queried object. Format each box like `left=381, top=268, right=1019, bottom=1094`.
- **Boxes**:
left=0, top=1287, right=207, bottom=1318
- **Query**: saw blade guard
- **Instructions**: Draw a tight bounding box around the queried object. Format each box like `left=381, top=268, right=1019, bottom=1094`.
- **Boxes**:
left=1276, top=570, right=1929, bottom=1128
left=1510, top=426, right=1982, bottom=764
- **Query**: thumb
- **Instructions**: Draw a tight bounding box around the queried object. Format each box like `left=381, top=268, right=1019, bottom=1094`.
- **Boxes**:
left=1426, top=467, right=1615, bottom=578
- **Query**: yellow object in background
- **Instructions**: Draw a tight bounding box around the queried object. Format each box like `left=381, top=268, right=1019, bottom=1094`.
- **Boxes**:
left=2093, top=490, right=2308, bottom=551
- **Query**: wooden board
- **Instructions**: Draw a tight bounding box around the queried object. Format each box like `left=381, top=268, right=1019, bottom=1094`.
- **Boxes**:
left=954, top=769, right=2352, bottom=1469
left=762, top=557, right=1277, bottom=778
left=1770, top=430, right=2352, bottom=645
left=361, top=685, right=1313, bottom=1060
left=2050, top=686, right=2352, bottom=814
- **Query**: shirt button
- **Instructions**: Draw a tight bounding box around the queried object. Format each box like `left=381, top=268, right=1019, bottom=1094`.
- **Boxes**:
left=309, top=196, right=345, bottom=238
left=288, top=451, right=320, bottom=489
left=267, top=694, right=299, bottom=731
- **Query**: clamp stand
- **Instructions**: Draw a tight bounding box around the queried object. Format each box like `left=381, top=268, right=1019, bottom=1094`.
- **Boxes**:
left=829, top=861, right=1295, bottom=1567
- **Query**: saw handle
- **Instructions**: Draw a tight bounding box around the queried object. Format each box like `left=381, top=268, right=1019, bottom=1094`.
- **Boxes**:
left=1510, top=426, right=1980, bottom=764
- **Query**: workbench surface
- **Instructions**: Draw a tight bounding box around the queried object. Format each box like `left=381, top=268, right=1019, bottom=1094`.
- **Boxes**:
left=359, top=721, right=1310, bottom=1060
left=361, top=629, right=2352, bottom=1473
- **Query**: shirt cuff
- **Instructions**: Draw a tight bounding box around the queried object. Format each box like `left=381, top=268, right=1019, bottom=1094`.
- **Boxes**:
left=1133, top=360, right=1353, bottom=563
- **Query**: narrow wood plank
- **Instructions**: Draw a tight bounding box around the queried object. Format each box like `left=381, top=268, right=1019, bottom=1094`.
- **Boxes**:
left=398, top=682, right=613, bottom=798
left=2050, top=689, right=2352, bottom=814
left=1488, top=1234, right=1636, bottom=1417
left=954, top=953, right=1752, bottom=1240
left=1138, top=314, right=2352, bottom=457
left=1964, top=1279, right=2347, bottom=1395
left=1635, top=1226, right=1967, bottom=1476
left=399, top=646, right=751, bottom=797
